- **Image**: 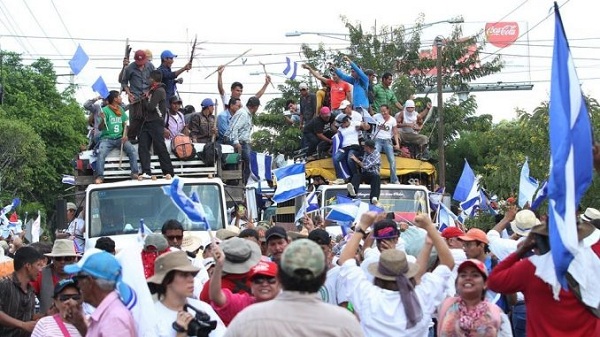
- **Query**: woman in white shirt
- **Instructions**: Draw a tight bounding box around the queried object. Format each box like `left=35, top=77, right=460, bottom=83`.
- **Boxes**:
left=147, top=251, right=226, bottom=337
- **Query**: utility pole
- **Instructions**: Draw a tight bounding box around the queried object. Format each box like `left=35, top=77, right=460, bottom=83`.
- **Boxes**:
left=435, top=36, right=445, bottom=188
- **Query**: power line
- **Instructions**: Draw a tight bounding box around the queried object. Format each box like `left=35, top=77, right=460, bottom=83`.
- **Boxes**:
left=0, top=0, right=36, bottom=55
left=22, top=0, right=64, bottom=58
left=50, top=0, right=75, bottom=43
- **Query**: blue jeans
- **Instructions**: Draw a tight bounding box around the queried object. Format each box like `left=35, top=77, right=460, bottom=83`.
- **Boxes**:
left=375, top=138, right=398, bottom=183
left=333, top=147, right=359, bottom=179
left=512, top=302, right=527, bottom=337
left=96, top=138, right=139, bottom=178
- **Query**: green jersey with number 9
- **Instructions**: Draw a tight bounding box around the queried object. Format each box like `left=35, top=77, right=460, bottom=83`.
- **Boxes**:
left=100, top=106, right=127, bottom=139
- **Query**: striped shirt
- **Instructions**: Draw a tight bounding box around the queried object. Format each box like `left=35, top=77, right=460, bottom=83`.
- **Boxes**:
left=31, top=316, right=83, bottom=337
left=226, top=107, right=252, bottom=145
left=0, top=273, right=36, bottom=337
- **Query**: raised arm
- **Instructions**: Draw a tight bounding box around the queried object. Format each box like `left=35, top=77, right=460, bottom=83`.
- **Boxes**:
left=217, top=65, right=225, bottom=96
left=302, top=64, right=329, bottom=83
left=209, top=244, right=227, bottom=306
left=254, top=75, right=271, bottom=99
left=414, top=214, right=454, bottom=270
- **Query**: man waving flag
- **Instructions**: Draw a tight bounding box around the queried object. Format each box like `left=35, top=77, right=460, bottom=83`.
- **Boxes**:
left=548, top=2, right=593, bottom=289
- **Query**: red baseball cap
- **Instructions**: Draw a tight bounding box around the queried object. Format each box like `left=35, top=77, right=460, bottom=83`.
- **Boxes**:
left=250, top=260, right=278, bottom=278
left=441, top=227, right=465, bottom=239
left=457, top=258, right=488, bottom=279
left=458, top=228, right=489, bottom=244
left=134, top=50, right=147, bottom=65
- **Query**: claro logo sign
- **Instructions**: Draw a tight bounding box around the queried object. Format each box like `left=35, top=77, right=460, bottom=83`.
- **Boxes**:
left=485, top=22, right=519, bottom=48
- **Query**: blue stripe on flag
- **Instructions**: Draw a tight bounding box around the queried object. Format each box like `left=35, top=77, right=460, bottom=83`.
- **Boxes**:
left=530, top=180, right=548, bottom=211
left=273, top=163, right=306, bottom=203
left=437, top=202, right=458, bottom=232
left=69, top=45, right=89, bottom=75
left=331, top=133, right=350, bottom=180
left=548, top=4, right=593, bottom=289
left=283, top=57, right=298, bottom=80
left=249, top=152, right=272, bottom=182
left=453, top=160, right=476, bottom=202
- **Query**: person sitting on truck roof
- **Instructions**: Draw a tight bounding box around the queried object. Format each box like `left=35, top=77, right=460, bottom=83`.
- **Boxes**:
left=189, top=98, right=216, bottom=143
left=303, top=106, right=337, bottom=159
left=163, top=95, right=189, bottom=140
left=395, top=100, right=432, bottom=159
left=332, top=101, right=370, bottom=185
left=348, top=139, right=381, bottom=206
left=94, top=90, right=140, bottom=184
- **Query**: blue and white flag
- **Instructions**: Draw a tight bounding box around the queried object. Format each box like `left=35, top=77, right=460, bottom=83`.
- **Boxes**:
left=249, top=152, right=273, bottom=182
left=429, top=186, right=445, bottom=211
left=518, top=158, right=539, bottom=208
left=294, top=190, right=320, bottom=222
left=453, top=160, right=476, bottom=202
left=331, top=133, right=350, bottom=180
left=273, top=163, right=306, bottom=203
left=460, top=192, right=480, bottom=218
left=283, top=57, right=298, bottom=80
left=69, top=45, right=110, bottom=98
left=548, top=3, right=593, bottom=289
left=437, top=202, right=458, bottom=232
left=62, top=175, right=76, bottom=185
left=163, top=177, right=211, bottom=230
left=530, top=180, right=548, bottom=211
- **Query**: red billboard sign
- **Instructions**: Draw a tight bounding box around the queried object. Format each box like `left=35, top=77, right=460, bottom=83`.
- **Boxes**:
left=485, top=22, right=519, bottom=48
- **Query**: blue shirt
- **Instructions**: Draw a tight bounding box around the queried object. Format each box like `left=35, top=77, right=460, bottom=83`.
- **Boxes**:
left=157, top=64, right=178, bottom=99
left=335, top=62, right=370, bottom=109
left=217, top=109, right=232, bottom=142
left=362, top=150, right=380, bottom=174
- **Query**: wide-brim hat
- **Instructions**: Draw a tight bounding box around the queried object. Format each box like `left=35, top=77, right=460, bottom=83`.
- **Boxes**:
left=180, top=231, right=202, bottom=253
left=220, top=237, right=261, bottom=274
left=510, top=209, right=541, bottom=237
left=580, top=207, right=600, bottom=222
left=367, top=249, right=419, bottom=281
left=45, top=239, right=80, bottom=257
left=531, top=221, right=596, bottom=241
left=147, top=250, right=200, bottom=284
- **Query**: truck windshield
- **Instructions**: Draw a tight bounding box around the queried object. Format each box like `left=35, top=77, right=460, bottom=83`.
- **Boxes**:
left=88, top=183, right=224, bottom=238
left=322, top=187, right=429, bottom=213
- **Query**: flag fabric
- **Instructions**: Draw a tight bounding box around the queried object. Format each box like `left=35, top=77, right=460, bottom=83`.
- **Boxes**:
left=69, top=45, right=89, bottom=75
left=249, top=152, right=273, bottom=182
left=437, top=203, right=458, bottom=232
left=273, top=163, right=306, bottom=203
left=518, top=158, right=539, bottom=208
left=331, top=133, right=351, bottom=180
left=91, top=76, right=109, bottom=99
left=530, top=180, right=548, bottom=211
left=429, top=186, right=445, bottom=211
left=31, top=211, right=41, bottom=243
left=453, top=160, right=476, bottom=202
left=460, top=192, right=481, bottom=218
left=478, top=190, right=498, bottom=215
left=62, top=175, right=76, bottom=185
left=547, top=3, right=594, bottom=289
left=163, top=177, right=210, bottom=230
left=283, top=57, right=298, bottom=80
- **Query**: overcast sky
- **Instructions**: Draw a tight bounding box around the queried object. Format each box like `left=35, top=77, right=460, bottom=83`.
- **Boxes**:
left=0, top=0, right=596, bottom=122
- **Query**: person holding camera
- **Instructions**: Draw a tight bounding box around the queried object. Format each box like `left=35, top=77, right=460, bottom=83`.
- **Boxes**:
left=147, top=250, right=226, bottom=337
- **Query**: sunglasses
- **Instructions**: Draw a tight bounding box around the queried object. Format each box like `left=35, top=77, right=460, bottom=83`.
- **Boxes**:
left=57, top=294, right=82, bottom=302
left=251, top=276, right=277, bottom=285
left=166, top=235, right=183, bottom=241
left=54, top=256, right=77, bottom=262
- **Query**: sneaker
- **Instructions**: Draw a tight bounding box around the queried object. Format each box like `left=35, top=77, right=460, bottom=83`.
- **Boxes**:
left=347, top=183, right=356, bottom=197
left=131, top=173, right=139, bottom=180
left=332, top=178, right=345, bottom=185
left=165, top=174, right=172, bottom=180
left=140, top=173, right=152, bottom=180
left=371, top=197, right=381, bottom=207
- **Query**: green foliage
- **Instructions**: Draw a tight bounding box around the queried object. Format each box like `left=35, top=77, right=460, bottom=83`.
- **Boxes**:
left=0, top=51, right=87, bottom=212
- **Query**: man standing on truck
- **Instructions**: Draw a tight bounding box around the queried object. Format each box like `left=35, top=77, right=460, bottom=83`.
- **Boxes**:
left=226, top=96, right=261, bottom=183
left=94, top=90, right=140, bottom=184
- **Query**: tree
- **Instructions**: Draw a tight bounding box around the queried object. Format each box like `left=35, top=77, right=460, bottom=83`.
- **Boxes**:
left=0, top=51, right=87, bottom=212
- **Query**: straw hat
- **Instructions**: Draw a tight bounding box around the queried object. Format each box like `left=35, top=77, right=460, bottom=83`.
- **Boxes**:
left=510, top=210, right=541, bottom=237
left=180, top=231, right=202, bottom=253
left=147, top=251, right=200, bottom=284
left=367, top=249, right=419, bottom=281
left=45, top=239, right=79, bottom=257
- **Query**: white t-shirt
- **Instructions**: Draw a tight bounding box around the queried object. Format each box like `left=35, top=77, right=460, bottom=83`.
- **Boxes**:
left=318, top=265, right=348, bottom=305
left=67, top=218, right=85, bottom=252
left=338, top=124, right=360, bottom=148
left=373, top=113, right=396, bottom=140
left=154, top=298, right=227, bottom=337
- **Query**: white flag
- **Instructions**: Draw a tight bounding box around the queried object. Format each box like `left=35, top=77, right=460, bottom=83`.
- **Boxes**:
left=31, top=211, right=41, bottom=243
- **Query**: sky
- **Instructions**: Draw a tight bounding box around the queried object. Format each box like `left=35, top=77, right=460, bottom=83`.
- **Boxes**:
left=0, top=0, right=597, bottom=123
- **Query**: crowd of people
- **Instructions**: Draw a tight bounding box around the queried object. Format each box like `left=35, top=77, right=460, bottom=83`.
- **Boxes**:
left=0, top=196, right=598, bottom=336
left=82, top=48, right=433, bottom=189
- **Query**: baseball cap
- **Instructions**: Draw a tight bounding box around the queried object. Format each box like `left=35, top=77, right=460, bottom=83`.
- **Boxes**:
left=280, top=239, right=325, bottom=280
left=265, top=226, right=287, bottom=242
left=372, top=220, right=400, bottom=240
left=405, top=99, right=415, bottom=108
left=247, top=96, right=261, bottom=107
left=335, top=114, right=350, bottom=123
left=160, top=50, right=178, bottom=60
left=299, top=82, right=309, bottom=90
left=458, top=228, right=489, bottom=244
left=250, top=260, right=278, bottom=278
left=169, top=95, right=182, bottom=104
left=134, top=50, right=147, bottom=64
left=339, top=100, right=351, bottom=109
left=308, top=228, right=331, bottom=246
left=201, top=98, right=215, bottom=108
left=457, top=258, right=488, bottom=280
left=363, top=139, right=376, bottom=148
left=441, top=227, right=465, bottom=239
left=320, top=106, right=331, bottom=115
left=66, top=202, right=77, bottom=211
left=53, top=278, right=80, bottom=297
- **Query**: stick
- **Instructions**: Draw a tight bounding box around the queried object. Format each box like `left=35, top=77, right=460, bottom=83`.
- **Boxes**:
left=204, top=49, right=251, bottom=79
left=211, top=98, right=218, bottom=143
left=119, top=38, right=132, bottom=84
left=189, top=34, right=197, bottom=67
left=118, top=123, right=127, bottom=170
left=259, top=61, right=275, bottom=89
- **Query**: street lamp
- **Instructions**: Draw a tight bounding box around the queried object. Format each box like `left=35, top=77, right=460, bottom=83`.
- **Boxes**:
left=435, top=36, right=446, bottom=188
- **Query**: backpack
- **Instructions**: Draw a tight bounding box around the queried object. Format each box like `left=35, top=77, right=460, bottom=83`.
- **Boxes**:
left=171, top=134, right=196, bottom=161
left=202, top=142, right=219, bottom=166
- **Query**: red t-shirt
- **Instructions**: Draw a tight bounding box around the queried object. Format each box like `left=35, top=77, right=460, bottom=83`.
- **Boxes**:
left=210, top=288, right=256, bottom=326
left=199, top=272, right=251, bottom=303
left=327, top=79, right=351, bottom=109
left=487, top=252, right=600, bottom=337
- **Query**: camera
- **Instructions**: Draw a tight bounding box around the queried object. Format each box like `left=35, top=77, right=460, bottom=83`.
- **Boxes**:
left=185, top=303, right=217, bottom=337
